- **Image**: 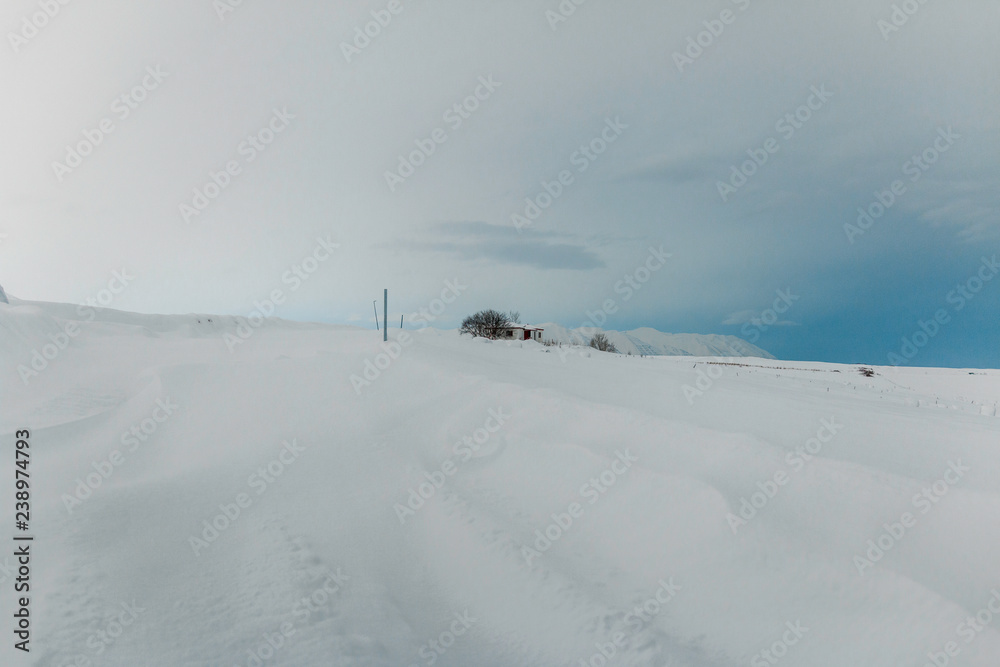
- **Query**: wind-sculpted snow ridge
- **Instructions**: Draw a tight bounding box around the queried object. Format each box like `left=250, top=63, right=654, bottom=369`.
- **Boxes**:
left=1, top=299, right=998, bottom=666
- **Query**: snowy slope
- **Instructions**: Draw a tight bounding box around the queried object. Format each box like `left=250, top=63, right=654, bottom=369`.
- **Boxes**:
left=534, top=322, right=775, bottom=359
left=1, top=300, right=999, bottom=666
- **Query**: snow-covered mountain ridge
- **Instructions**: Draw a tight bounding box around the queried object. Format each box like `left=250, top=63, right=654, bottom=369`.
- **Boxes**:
left=531, top=322, right=774, bottom=358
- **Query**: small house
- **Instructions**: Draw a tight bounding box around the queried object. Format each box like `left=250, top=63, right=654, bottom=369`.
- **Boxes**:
left=498, top=325, right=544, bottom=342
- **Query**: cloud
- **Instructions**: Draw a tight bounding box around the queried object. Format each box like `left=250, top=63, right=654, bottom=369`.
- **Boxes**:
left=920, top=199, right=1000, bottom=241
left=387, top=221, right=605, bottom=271
left=620, top=152, right=722, bottom=185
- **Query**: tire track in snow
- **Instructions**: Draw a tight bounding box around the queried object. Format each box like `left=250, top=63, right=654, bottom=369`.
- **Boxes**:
left=399, top=460, right=729, bottom=666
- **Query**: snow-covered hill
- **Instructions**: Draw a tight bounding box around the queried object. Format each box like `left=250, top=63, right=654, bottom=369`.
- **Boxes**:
left=1, top=299, right=999, bottom=666
left=533, top=322, right=774, bottom=358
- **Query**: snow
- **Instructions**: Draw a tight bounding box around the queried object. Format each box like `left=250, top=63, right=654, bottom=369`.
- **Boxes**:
left=535, top=322, right=775, bottom=359
left=2, top=300, right=999, bottom=666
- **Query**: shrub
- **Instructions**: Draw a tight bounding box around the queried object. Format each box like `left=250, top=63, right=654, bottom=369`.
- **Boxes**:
left=460, top=309, right=517, bottom=339
left=589, top=333, right=618, bottom=353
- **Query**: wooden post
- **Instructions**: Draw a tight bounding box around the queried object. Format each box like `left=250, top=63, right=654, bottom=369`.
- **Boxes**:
left=383, top=289, right=388, bottom=342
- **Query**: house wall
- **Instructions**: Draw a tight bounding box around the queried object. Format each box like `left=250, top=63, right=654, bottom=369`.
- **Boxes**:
left=496, top=327, right=543, bottom=341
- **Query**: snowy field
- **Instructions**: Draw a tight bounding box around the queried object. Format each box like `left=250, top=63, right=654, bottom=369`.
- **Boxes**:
left=2, top=299, right=1000, bottom=666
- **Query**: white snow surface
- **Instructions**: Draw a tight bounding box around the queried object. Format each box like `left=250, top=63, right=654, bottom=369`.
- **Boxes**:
left=531, top=322, right=774, bottom=359
left=2, top=301, right=999, bottom=666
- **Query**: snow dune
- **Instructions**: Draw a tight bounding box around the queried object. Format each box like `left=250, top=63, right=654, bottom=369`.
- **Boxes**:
left=1, top=300, right=999, bottom=666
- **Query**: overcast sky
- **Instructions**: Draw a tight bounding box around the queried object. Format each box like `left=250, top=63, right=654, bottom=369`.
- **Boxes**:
left=2, top=0, right=998, bottom=367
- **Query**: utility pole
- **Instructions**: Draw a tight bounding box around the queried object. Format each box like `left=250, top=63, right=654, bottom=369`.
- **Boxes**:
left=373, top=300, right=379, bottom=332
left=383, top=289, right=388, bottom=342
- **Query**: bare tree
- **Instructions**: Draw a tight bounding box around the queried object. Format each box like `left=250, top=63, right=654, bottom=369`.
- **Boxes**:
left=460, top=309, right=514, bottom=339
left=589, top=333, right=619, bottom=353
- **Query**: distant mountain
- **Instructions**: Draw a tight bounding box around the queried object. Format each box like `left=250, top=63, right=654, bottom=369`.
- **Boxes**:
left=0, top=283, right=8, bottom=304
left=533, top=322, right=774, bottom=359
